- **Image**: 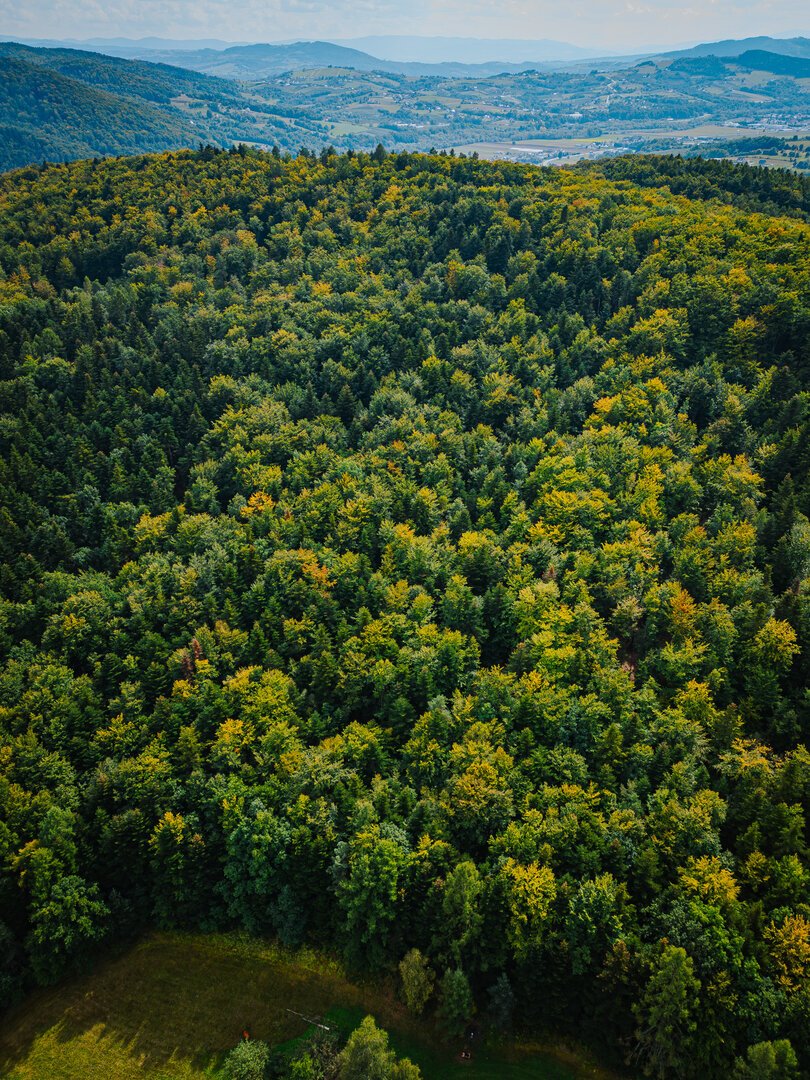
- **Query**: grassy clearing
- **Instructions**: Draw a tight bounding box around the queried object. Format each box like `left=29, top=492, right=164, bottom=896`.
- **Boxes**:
left=0, top=933, right=618, bottom=1080
left=328, top=122, right=373, bottom=136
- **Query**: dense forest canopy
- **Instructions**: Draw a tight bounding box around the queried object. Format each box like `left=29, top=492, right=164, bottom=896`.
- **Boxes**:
left=0, top=147, right=808, bottom=1078
left=581, top=154, right=810, bottom=222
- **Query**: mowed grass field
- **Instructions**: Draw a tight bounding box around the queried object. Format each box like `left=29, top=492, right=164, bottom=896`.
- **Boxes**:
left=0, top=933, right=618, bottom=1080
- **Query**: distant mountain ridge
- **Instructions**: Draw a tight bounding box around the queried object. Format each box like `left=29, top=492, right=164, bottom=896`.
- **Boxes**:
left=663, top=35, right=810, bottom=60
left=17, top=36, right=249, bottom=53
left=104, top=39, right=577, bottom=79
left=328, top=35, right=602, bottom=63
left=9, top=34, right=810, bottom=81
left=13, top=33, right=613, bottom=65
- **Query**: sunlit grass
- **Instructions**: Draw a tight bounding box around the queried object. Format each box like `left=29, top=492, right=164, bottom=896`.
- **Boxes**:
left=0, top=933, right=617, bottom=1080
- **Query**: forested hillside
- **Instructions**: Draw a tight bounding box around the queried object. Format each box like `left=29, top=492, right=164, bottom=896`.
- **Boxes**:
left=0, top=148, right=808, bottom=1078
left=0, top=44, right=324, bottom=172
left=0, top=55, right=202, bottom=172
left=0, top=41, right=240, bottom=103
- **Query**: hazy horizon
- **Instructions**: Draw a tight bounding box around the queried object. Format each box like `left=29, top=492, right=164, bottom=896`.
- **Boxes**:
left=0, top=0, right=806, bottom=56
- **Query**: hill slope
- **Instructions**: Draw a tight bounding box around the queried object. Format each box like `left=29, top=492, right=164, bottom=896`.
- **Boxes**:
left=0, top=43, right=327, bottom=170
left=0, top=41, right=242, bottom=103
left=735, top=48, right=810, bottom=77
left=0, top=55, right=202, bottom=169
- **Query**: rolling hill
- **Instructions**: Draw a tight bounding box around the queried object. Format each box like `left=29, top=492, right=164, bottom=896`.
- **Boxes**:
left=734, top=49, right=810, bottom=77
left=0, top=41, right=248, bottom=105
left=0, top=54, right=202, bottom=171
left=0, top=43, right=327, bottom=171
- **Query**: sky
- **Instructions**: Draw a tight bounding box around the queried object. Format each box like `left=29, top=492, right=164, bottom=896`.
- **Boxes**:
left=0, top=0, right=807, bottom=54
